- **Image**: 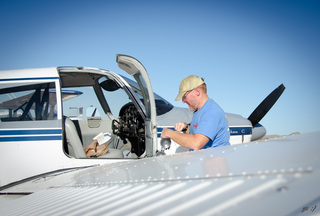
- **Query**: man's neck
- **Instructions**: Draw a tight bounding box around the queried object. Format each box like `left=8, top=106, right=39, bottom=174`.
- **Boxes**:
left=196, top=95, right=209, bottom=111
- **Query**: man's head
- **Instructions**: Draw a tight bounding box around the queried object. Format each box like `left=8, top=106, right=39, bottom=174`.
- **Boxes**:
left=175, top=75, right=205, bottom=101
left=175, top=75, right=208, bottom=111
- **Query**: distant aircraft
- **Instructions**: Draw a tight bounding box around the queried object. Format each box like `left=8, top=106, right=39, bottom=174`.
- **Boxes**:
left=0, top=54, right=287, bottom=195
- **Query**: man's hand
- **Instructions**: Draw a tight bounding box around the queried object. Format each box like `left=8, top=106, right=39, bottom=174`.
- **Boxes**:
left=174, top=122, right=188, bottom=132
left=161, top=128, right=170, bottom=138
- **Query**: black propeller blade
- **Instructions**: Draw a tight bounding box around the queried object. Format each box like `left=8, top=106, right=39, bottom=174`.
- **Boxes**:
left=248, top=84, right=285, bottom=128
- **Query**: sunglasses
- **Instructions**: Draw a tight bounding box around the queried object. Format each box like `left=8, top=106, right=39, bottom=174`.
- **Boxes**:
left=182, top=89, right=194, bottom=101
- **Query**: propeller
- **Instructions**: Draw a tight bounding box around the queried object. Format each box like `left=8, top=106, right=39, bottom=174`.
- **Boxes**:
left=248, top=83, right=285, bottom=128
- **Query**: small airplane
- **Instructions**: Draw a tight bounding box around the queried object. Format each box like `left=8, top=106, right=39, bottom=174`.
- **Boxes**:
left=0, top=54, right=318, bottom=215
left=0, top=54, right=285, bottom=188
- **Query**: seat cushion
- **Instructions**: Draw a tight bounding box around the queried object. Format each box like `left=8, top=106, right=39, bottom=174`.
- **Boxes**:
left=97, top=148, right=124, bottom=158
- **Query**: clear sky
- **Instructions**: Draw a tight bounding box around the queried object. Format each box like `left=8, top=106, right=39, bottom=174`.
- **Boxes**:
left=0, top=0, right=319, bottom=135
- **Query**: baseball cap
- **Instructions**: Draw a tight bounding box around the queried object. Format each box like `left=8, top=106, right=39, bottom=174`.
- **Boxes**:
left=175, top=75, right=204, bottom=101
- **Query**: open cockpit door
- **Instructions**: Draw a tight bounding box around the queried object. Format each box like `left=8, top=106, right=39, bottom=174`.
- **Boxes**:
left=116, top=54, right=158, bottom=157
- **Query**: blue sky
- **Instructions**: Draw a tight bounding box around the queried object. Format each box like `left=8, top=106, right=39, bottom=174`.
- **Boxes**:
left=0, top=0, right=319, bottom=135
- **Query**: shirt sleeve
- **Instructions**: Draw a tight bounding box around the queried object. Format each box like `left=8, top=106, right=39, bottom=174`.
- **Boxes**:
left=195, top=110, right=220, bottom=141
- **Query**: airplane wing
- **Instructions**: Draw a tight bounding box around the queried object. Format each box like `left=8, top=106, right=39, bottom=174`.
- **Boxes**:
left=0, top=132, right=319, bottom=215
left=60, top=90, right=83, bottom=102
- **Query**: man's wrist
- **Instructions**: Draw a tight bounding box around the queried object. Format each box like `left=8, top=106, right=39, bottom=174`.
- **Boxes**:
left=182, top=123, right=190, bottom=132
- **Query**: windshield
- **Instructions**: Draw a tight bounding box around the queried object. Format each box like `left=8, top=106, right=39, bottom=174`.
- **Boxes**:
left=121, top=76, right=173, bottom=116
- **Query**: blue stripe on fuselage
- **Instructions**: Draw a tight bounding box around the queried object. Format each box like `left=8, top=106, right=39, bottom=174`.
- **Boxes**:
left=229, top=127, right=252, bottom=135
left=0, top=129, right=62, bottom=142
left=156, top=126, right=252, bottom=138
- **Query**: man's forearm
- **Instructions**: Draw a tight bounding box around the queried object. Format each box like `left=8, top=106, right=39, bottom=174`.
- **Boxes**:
left=162, top=128, right=208, bottom=150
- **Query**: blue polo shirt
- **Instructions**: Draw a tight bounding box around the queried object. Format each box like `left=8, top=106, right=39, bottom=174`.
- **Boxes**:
left=189, top=99, right=230, bottom=149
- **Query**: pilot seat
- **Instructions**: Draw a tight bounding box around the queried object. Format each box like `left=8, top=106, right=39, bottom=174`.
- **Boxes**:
left=64, top=117, right=123, bottom=159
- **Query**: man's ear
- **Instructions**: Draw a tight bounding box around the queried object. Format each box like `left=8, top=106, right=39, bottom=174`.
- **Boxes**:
left=194, top=87, right=201, bottom=96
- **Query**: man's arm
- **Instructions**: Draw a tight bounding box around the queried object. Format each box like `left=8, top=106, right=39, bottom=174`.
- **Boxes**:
left=161, top=128, right=209, bottom=150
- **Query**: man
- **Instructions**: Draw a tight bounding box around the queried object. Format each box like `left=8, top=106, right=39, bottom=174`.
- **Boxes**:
left=161, top=75, right=230, bottom=150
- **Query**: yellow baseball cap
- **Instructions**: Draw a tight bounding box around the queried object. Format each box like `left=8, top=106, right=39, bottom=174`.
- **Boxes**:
left=175, top=75, right=204, bottom=101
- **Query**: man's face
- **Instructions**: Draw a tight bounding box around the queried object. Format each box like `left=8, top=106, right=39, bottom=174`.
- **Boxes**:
left=182, top=89, right=197, bottom=111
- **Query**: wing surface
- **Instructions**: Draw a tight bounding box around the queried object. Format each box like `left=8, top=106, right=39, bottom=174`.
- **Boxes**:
left=0, top=132, right=319, bottom=216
